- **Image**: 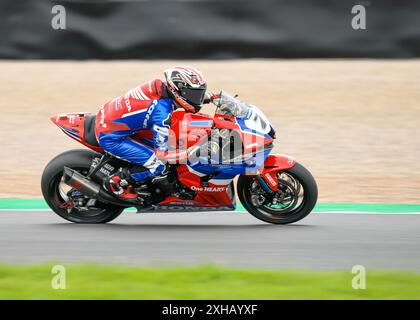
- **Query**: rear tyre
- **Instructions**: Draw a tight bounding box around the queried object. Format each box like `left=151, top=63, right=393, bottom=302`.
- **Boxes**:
left=238, top=162, right=318, bottom=224
left=41, top=149, right=125, bottom=224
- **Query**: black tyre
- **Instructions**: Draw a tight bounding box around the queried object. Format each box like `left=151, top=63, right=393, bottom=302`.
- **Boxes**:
left=41, top=149, right=125, bottom=223
left=238, top=162, right=318, bottom=224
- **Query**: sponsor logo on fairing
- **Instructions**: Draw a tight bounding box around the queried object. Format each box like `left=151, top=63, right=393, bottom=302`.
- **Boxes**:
left=167, top=201, right=195, bottom=206
left=68, top=115, right=75, bottom=124
left=264, top=173, right=277, bottom=187
left=190, top=185, right=227, bottom=192
left=115, top=97, right=121, bottom=111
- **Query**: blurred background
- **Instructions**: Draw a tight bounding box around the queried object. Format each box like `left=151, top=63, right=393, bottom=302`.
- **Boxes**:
left=1, top=0, right=420, bottom=300
left=1, top=0, right=419, bottom=203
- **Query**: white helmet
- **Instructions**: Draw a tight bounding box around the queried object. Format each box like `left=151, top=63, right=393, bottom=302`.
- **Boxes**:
left=164, top=66, right=207, bottom=113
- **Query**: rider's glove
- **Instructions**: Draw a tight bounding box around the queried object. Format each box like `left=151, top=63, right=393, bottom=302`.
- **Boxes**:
left=202, top=92, right=219, bottom=104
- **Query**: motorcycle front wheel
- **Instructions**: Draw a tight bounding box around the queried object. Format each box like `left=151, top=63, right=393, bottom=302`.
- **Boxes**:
left=238, top=162, right=318, bottom=224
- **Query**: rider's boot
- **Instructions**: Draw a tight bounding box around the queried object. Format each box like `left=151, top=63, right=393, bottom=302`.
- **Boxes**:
left=106, top=160, right=171, bottom=201
left=106, top=169, right=139, bottom=201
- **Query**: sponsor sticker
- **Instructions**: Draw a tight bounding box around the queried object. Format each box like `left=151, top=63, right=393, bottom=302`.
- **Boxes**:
left=115, top=97, right=122, bottom=111
left=190, top=185, right=227, bottom=192
left=265, top=173, right=277, bottom=187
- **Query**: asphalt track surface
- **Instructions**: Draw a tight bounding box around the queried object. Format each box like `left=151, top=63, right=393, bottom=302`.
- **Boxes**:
left=1, top=211, right=419, bottom=271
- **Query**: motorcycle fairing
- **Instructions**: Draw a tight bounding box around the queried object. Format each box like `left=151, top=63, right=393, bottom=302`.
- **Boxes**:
left=51, top=107, right=289, bottom=210
left=169, top=110, right=214, bottom=149
left=213, top=113, right=274, bottom=155
left=153, top=147, right=272, bottom=209
left=51, top=112, right=103, bottom=153
left=262, top=154, right=296, bottom=172
left=259, top=154, right=297, bottom=191
left=154, top=164, right=237, bottom=208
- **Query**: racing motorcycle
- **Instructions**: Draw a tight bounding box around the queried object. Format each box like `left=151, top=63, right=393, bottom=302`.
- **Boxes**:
left=41, top=91, right=318, bottom=224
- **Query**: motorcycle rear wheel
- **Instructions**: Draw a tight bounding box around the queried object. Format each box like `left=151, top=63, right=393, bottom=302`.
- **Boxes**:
left=41, top=149, right=125, bottom=224
left=238, top=162, right=318, bottom=224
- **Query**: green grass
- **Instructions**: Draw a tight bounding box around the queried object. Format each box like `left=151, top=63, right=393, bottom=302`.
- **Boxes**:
left=0, top=264, right=419, bottom=299
left=2, top=198, right=420, bottom=213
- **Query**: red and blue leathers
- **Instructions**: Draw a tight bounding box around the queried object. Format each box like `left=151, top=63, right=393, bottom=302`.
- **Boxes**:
left=95, top=79, right=173, bottom=182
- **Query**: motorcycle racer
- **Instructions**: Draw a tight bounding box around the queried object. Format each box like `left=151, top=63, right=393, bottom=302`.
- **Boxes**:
left=95, top=66, right=208, bottom=199
left=45, top=81, right=318, bottom=224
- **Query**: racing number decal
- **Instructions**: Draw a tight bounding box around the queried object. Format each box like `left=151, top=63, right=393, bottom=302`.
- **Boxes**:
left=244, top=108, right=270, bottom=134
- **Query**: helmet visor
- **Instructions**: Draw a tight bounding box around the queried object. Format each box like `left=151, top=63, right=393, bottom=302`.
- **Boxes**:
left=180, top=87, right=207, bottom=106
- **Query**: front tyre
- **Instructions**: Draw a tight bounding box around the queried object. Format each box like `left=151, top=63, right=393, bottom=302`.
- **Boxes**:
left=41, top=149, right=125, bottom=224
left=238, top=162, right=318, bottom=224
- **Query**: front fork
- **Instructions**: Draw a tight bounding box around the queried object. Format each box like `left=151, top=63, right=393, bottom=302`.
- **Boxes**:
left=257, top=154, right=297, bottom=193
left=250, top=174, right=280, bottom=207
left=258, top=172, right=279, bottom=193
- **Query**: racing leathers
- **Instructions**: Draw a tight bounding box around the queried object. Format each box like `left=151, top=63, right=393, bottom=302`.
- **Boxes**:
left=95, top=79, right=173, bottom=183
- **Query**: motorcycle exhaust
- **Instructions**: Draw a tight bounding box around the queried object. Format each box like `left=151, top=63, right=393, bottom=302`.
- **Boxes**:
left=62, top=167, right=129, bottom=206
